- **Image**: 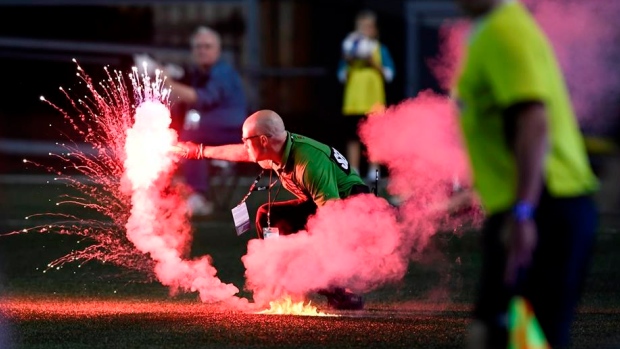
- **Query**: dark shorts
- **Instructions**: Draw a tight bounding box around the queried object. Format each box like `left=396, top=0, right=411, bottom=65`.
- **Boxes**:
left=474, top=189, right=598, bottom=348
left=255, top=184, right=371, bottom=238
left=341, top=114, right=366, bottom=142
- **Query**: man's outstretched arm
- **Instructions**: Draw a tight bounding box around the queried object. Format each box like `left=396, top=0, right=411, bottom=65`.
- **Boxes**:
left=173, top=142, right=252, bottom=162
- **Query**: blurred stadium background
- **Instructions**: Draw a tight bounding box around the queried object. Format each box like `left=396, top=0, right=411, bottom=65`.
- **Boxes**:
left=1, top=0, right=618, bottom=225
left=0, top=0, right=452, bottom=143
left=0, top=1, right=619, bottom=347
left=0, top=0, right=475, bottom=219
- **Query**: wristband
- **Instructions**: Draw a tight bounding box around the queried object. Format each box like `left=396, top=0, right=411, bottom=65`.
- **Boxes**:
left=512, top=201, right=534, bottom=222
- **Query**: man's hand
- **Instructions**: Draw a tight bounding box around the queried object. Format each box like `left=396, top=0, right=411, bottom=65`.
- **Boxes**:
left=172, top=141, right=204, bottom=159
left=502, top=217, right=538, bottom=286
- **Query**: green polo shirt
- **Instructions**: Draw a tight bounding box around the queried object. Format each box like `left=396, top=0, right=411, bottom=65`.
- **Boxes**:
left=455, top=1, right=598, bottom=214
left=272, top=132, right=366, bottom=206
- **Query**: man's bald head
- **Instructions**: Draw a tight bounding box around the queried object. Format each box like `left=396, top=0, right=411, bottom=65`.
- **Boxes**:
left=241, top=110, right=289, bottom=165
left=243, top=110, right=286, bottom=139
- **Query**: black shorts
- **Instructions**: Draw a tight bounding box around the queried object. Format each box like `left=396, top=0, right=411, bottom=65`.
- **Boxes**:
left=255, top=185, right=371, bottom=238
left=350, top=184, right=371, bottom=195
left=341, top=114, right=365, bottom=142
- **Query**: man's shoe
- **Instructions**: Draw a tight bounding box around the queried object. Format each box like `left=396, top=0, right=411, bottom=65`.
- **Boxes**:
left=318, top=287, right=364, bottom=310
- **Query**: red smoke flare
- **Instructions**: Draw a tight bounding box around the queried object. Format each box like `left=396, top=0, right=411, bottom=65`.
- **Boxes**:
left=123, top=99, right=243, bottom=306
left=6, top=61, right=249, bottom=310
left=242, top=91, right=479, bottom=305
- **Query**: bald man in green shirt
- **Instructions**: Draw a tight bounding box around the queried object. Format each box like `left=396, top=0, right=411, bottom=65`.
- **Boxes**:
left=176, top=109, right=369, bottom=310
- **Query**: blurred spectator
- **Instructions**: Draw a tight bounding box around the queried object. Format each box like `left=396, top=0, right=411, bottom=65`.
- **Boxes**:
left=165, top=26, right=248, bottom=216
left=452, top=0, right=599, bottom=348
left=338, top=10, right=395, bottom=180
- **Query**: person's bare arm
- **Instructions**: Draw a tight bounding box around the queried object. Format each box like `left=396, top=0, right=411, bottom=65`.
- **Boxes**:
left=174, top=142, right=252, bottom=162
left=504, top=101, right=548, bottom=285
left=513, top=102, right=548, bottom=205
left=203, top=144, right=251, bottom=162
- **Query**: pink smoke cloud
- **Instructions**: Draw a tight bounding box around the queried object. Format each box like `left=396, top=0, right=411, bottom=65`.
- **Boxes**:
left=360, top=91, right=479, bottom=254
left=427, top=19, right=470, bottom=93
left=433, top=0, right=620, bottom=133
left=243, top=195, right=404, bottom=305
left=123, top=100, right=247, bottom=309
left=361, top=91, right=470, bottom=203
left=241, top=91, right=479, bottom=305
left=524, top=0, right=620, bottom=132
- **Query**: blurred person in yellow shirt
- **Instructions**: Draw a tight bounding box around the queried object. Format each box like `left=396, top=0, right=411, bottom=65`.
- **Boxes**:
left=338, top=10, right=395, bottom=180
left=452, top=0, right=599, bottom=348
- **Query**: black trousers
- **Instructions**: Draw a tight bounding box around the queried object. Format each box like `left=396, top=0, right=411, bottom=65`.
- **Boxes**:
left=474, top=189, right=598, bottom=348
left=255, top=184, right=371, bottom=239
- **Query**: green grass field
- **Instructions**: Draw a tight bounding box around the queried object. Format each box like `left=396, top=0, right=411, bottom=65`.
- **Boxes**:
left=1, top=180, right=620, bottom=348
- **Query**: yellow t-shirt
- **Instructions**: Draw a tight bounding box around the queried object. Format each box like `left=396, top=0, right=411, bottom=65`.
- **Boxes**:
left=342, top=45, right=385, bottom=115
left=455, top=1, right=598, bottom=214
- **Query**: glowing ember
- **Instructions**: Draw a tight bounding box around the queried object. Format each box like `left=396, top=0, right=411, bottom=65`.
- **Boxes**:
left=257, top=296, right=335, bottom=317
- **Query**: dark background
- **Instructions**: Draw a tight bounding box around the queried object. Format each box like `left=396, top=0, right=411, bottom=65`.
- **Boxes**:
left=0, top=1, right=445, bottom=145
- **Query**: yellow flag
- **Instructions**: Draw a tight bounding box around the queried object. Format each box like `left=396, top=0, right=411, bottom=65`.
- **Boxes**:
left=508, top=296, right=551, bottom=349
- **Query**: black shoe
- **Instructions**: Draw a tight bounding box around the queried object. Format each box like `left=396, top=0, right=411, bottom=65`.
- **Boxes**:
left=318, top=287, right=364, bottom=310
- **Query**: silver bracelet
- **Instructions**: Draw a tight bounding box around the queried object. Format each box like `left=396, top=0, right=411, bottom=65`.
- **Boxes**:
left=198, top=144, right=203, bottom=159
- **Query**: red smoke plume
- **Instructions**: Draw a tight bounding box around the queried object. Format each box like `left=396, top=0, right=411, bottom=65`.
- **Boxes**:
left=242, top=0, right=620, bottom=307
left=243, top=195, right=403, bottom=305
left=427, top=19, right=469, bottom=93
left=242, top=91, right=476, bottom=305
left=432, top=0, right=620, bottom=132
left=124, top=100, right=246, bottom=308
left=525, top=0, right=620, bottom=132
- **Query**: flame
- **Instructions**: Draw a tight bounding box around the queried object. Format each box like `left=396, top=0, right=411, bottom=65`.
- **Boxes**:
left=257, top=296, right=336, bottom=317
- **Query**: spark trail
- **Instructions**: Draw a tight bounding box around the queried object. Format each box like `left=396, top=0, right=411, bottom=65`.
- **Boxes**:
left=7, top=60, right=245, bottom=308
left=123, top=76, right=242, bottom=306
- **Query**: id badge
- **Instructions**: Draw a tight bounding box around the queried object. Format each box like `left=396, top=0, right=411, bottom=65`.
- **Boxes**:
left=262, top=227, right=280, bottom=239
left=231, top=202, right=250, bottom=236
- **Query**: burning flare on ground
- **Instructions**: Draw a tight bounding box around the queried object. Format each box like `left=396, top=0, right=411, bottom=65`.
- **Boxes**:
left=257, top=295, right=334, bottom=317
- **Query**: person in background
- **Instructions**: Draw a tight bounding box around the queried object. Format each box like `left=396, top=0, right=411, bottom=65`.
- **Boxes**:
left=338, top=9, right=395, bottom=181
left=165, top=26, right=247, bottom=217
left=452, top=0, right=599, bottom=348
